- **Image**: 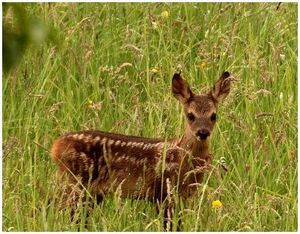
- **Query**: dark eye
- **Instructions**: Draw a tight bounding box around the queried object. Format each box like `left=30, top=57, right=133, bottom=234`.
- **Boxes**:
left=211, top=113, right=217, bottom=121
left=187, top=113, right=195, bottom=122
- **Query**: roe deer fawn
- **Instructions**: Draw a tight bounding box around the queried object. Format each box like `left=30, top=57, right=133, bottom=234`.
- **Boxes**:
left=51, top=71, right=232, bottom=230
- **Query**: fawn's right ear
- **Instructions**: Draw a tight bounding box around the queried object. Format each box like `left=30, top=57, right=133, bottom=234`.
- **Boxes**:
left=208, top=71, right=232, bottom=103
left=172, top=73, right=193, bottom=103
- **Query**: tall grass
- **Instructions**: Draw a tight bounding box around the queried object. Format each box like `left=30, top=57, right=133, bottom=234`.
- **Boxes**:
left=3, top=2, right=297, bottom=231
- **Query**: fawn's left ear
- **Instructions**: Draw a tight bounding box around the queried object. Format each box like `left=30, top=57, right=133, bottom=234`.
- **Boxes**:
left=172, top=73, right=193, bottom=103
left=209, top=71, right=231, bottom=103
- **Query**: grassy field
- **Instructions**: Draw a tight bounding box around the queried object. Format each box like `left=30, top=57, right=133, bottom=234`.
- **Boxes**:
left=2, top=2, right=297, bottom=231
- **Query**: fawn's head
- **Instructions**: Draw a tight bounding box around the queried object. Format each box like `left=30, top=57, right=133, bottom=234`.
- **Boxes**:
left=172, top=71, right=232, bottom=142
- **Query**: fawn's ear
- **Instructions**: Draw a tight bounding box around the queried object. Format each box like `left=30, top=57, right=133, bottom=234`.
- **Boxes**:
left=209, top=71, right=231, bottom=103
left=172, top=73, right=193, bottom=103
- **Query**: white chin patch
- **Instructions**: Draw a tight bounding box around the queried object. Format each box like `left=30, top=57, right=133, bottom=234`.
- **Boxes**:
left=196, top=136, right=208, bottom=141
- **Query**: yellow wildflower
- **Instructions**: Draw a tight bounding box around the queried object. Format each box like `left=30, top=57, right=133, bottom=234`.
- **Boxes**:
left=198, top=61, right=208, bottom=69
left=212, top=200, right=223, bottom=209
left=151, top=68, right=159, bottom=74
left=161, top=10, right=169, bottom=18
left=87, top=98, right=93, bottom=105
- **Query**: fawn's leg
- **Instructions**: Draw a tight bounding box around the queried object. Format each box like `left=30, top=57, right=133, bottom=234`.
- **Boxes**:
left=163, top=202, right=174, bottom=231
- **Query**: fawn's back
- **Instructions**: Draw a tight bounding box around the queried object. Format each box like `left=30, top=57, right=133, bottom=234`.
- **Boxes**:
left=51, top=130, right=185, bottom=199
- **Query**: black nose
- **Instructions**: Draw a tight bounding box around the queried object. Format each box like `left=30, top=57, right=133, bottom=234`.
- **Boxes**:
left=197, top=129, right=210, bottom=140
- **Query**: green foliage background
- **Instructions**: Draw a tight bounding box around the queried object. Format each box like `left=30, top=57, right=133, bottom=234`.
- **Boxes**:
left=2, top=2, right=297, bottom=231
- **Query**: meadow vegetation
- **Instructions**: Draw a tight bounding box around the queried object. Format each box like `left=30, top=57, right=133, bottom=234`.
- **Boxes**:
left=2, top=2, right=297, bottom=231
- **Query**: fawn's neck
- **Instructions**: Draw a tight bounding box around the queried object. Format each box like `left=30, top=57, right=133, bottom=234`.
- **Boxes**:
left=177, top=128, right=210, bottom=159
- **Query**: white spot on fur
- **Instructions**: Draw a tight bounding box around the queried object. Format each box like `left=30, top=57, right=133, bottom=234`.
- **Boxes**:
left=84, top=135, right=92, bottom=143
left=101, top=137, right=107, bottom=145
left=121, top=142, right=126, bottom=147
left=142, top=144, right=148, bottom=150
left=115, top=140, right=121, bottom=146
left=72, top=133, right=79, bottom=139
left=127, top=142, right=132, bottom=147
left=93, top=136, right=101, bottom=145
left=117, top=154, right=126, bottom=161
left=78, top=134, right=85, bottom=140
left=107, top=139, right=114, bottom=146
left=115, top=156, right=123, bottom=163
left=143, top=144, right=152, bottom=150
